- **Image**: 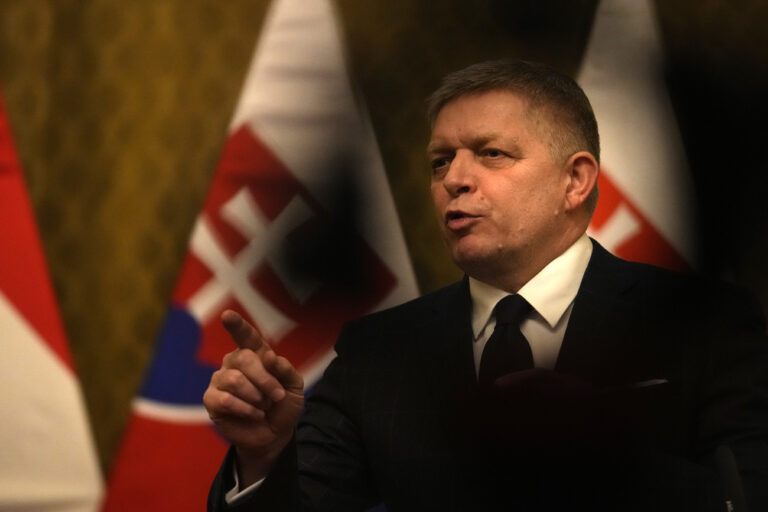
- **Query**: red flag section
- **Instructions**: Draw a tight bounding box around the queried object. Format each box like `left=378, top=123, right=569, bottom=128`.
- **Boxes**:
left=101, top=415, right=226, bottom=510
left=590, top=171, right=689, bottom=272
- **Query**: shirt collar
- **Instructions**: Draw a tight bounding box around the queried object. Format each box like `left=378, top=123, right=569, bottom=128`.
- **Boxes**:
left=469, top=233, right=593, bottom=338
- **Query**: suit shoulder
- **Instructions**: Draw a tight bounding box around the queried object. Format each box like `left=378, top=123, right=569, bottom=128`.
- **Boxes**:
left=591, top=242, right=764, bottom=327
left=616, top=253, right=753, bottom=305
left=333, top=280, right=465, bottom=355
left=346, top=280, right=464, bottom=332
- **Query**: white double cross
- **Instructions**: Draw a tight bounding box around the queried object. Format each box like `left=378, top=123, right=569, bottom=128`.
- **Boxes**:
left=187, top=187, right=318, bottom=343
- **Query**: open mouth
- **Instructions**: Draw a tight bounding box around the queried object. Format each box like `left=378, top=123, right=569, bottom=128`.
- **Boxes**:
left=447, top=211, right=467, bottom=221
left=446, top=210, right=478, bottom=230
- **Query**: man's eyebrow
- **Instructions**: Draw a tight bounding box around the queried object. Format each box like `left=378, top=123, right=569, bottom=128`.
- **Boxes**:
left=468, top=134, right=498, bottom=148
left=427, top=133, right=512, bottom=155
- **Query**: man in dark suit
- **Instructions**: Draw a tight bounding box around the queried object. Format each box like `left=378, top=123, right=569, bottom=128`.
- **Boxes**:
left=204, top=60, right=768, bottom=511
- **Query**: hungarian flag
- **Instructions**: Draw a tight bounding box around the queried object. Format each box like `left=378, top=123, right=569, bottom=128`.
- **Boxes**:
left=102, top=0, right=418, bottom=509
left=580, top=0, right=696, bottom=270
left=0, top=91, right=103, bottom=509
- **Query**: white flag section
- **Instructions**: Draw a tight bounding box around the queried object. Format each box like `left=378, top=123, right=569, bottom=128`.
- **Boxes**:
left=0, top=295, right=102, bottom=511
left=579, top=0, right=696, bottom=269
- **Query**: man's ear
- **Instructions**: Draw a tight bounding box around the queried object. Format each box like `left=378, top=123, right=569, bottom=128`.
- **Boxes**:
left=563, top=151, right=599, bottom=212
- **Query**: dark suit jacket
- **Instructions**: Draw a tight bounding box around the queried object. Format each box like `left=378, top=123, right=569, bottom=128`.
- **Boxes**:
left=209, top=241, right=768, bottom=511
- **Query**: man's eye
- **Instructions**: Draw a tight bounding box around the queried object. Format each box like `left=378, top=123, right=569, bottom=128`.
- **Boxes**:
left=482, top=149, right=503, bottom=158
left=431, top=157, right=451, bottom=172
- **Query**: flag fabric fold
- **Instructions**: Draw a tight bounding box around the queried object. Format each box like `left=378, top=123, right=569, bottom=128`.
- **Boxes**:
left=102, top=0, right=418, bottom=509
left=0, top=89, right=103, bottom=511
left=580, top=0, right=696, bottom=270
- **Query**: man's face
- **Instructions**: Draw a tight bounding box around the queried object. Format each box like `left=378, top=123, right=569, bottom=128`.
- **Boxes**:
left=428, top=89, right=571, bottom=280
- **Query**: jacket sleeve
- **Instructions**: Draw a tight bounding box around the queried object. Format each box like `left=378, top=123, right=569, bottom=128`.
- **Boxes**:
left=207, top=322, right=379, bottom=512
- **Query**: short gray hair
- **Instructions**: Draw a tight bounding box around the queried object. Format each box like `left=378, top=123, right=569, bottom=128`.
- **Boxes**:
left=427, top=59, right=600, bottom=211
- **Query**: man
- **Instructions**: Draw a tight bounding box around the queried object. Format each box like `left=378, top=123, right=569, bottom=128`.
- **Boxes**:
left=205, top=60, right=768, bottom=511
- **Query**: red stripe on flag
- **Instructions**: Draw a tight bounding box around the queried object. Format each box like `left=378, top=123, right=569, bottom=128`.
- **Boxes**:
left=591, top=171, right=690, bottom=272
left=102, top=414, right=227, bottom=511
left=0, top=90, right=73, bottom=371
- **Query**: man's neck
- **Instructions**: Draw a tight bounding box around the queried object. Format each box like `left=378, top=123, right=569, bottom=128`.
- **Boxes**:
left=469, top=228, right=587, bottom=293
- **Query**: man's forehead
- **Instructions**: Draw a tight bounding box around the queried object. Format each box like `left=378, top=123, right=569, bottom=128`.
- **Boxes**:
left=427, top=93, right=533, bottom=152
left=431, top=89, right=539, bottom=127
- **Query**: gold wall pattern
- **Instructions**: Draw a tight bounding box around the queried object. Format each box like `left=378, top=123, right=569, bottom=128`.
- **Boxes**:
left=0, top=0, right=766, bottom=476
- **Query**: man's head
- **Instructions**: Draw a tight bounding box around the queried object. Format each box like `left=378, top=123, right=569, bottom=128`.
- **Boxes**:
left=426, top=60, right=600, bottom=291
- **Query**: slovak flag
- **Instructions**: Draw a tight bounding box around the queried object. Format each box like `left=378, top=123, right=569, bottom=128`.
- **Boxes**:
left=0, top=91, right=103, bottom=509
left=580, top=0, right=696, bottom=270
left=101, top=0, right=418, bottom=510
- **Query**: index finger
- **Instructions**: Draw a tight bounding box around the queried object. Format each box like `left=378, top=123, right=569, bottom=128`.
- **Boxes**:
left=221, top=310, right=268, bottom=353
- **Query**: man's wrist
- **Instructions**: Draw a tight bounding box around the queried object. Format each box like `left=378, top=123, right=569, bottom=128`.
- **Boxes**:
left=234, top=441, right=288, bottom=488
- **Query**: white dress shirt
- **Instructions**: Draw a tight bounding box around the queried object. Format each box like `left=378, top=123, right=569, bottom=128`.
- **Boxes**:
left=469, top=233, right=593, bottom=374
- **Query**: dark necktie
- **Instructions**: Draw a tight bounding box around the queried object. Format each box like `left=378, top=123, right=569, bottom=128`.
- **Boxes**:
left=478, top=294, right=533, bottom=386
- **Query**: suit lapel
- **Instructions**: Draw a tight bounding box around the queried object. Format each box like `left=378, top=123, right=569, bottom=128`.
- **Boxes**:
left=409, top=278, right=483, bottom=499
left=555, top=241, right=642, bottom=383
left=412, top=278, right=477, bottom=403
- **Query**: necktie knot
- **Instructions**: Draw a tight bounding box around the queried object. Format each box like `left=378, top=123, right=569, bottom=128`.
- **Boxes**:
left=479, top=294, right=533, bottom=385
left=493, top=294, right=531, bottom=326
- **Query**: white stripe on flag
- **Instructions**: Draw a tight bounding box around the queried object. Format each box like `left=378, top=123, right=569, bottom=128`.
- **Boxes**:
left=133, top=397, right=212, bottom=424
left=0, top=291, right=102, bottom=511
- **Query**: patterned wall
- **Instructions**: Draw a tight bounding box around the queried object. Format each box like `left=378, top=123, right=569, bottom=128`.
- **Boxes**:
left=0, top=0, right=766, bottom=474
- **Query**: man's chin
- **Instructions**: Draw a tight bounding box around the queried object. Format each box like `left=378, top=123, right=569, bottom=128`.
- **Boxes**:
left=450, top=247, right=499, bottom=276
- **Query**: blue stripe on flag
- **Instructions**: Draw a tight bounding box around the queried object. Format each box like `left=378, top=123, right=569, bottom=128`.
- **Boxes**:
left=140, top=305, right=217, bottom=405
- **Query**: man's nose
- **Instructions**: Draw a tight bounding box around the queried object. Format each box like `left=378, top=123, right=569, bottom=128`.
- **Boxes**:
left=443, top=151, right=476, bottom=196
